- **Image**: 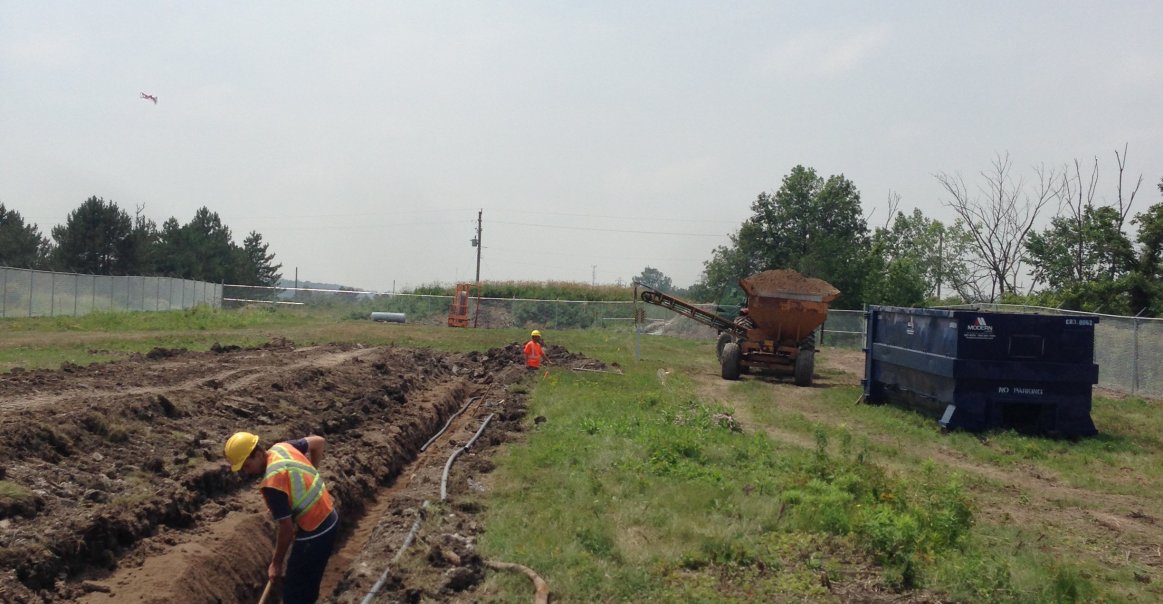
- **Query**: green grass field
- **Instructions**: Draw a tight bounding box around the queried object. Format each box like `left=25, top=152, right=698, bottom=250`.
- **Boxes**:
left=3, top=306, right=1160, bottom=602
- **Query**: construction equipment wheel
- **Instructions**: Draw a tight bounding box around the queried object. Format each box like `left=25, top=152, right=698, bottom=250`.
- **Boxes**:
left=721, top=343, right=741, bottom=380
left=715, top=332, right=733, bottom=361
left=793, top=348, right=814, bottom=387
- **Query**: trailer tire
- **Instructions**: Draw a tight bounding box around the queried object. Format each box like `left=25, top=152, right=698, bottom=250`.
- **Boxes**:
left=794, top=348, right=814, bottom=387
left=721, top=343, right=741, bottom=380
left=715, top=333, right=733, bottom=361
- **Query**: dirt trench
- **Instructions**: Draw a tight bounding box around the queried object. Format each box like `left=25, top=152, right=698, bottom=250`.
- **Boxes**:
left=0, top=339, right=586, bottom=603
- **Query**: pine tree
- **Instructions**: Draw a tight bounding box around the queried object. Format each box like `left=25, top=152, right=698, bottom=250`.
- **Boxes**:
left=0, top=203, right=51, bottom=269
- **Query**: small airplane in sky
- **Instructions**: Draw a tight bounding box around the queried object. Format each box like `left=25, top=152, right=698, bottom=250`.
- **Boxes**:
left=140, top=92, right=158, bottom=104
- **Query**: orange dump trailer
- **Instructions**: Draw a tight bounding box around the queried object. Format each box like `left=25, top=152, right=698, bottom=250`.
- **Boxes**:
left=723, top=270, right=839, bottom=386
left=637, top=269, right=839, bottom=386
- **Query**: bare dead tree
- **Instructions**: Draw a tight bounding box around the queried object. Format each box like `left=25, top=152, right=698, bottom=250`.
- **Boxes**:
left=941, top=222, right=996, bottom=303
left=863, top=190, right=900, bottom=229
left=1049, top=145, right=1143, bottom=284
left=1114, top=143, right=1142, bottom=229
left=881, top=190, right=901, bottom=231
left=935, top=153, right=1059, bottom=301
left=1054, top=156, right=1099, bottom=284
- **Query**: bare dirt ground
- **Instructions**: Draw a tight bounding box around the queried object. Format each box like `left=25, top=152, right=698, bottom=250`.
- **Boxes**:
left=696, top=347, right=1163, bottom=598
left=0, top=339, right=596, bottom=603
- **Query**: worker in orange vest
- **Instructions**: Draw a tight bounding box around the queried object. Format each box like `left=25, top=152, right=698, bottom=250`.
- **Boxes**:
left=523, top=329, right=552, bottom=370
left=224, top=432, right=339, bottom=604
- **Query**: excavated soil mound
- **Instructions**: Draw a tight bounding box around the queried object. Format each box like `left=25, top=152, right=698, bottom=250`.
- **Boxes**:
left=0, top=338, right=591, bottom=603
left=741, top=269, right=839, bottom=298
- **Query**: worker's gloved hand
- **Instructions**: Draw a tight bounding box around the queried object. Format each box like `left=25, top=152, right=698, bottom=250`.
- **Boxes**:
left=268, top=560, right=284, bottom=582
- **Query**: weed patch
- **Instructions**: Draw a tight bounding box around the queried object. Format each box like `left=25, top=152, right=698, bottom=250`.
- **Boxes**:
left=479, top=352, right=978, bottom=601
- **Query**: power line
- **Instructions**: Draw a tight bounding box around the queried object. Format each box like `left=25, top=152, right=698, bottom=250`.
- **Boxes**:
left=486, top=245, right=708, bottom=263
left=491, top=220, right=728, bottom=237
left=492, top=208, right=740, bottom=225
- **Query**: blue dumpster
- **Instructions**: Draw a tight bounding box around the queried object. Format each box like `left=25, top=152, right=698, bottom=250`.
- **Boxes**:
left=862, top=306, right=1099, bottom=436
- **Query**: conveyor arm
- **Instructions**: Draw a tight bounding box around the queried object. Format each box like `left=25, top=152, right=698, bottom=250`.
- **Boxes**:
left=635, top=284, right=745, bottom=337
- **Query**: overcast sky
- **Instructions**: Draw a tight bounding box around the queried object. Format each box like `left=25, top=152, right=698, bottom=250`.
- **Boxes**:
left=2, top=2, right=1161, bottom=292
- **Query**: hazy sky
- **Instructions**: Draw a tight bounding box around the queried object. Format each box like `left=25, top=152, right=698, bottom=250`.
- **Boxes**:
left=3, top=2, right=1161, bottom=292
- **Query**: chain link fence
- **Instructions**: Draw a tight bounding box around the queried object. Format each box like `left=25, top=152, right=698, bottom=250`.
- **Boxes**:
left=9, top=273, right=1155, bottom=396
left=0, top=266, right=222, bottom=318
left=224, top=284, right=867, bottom=341
left=224, top=284, right=643, bottom=328
left=226, top=287, right=1162, bottom=398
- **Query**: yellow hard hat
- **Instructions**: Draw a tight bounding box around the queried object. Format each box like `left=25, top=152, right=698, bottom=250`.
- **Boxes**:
left=531, top=330, right=541, bottom=337
left=224, top=432, right=259, bottom=472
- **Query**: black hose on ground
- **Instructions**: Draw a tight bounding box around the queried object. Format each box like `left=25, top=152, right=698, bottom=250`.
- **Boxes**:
left=421, top=396, right=481, bottom=452
left=359, top=501, right=429, bottom=604
left=440, top=413, right=495, bottom=502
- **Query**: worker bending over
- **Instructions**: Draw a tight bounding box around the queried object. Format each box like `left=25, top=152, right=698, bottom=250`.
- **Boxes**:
left=524, top=329, right=552, bottom=370
left=224, top=432, right=339, bottom=604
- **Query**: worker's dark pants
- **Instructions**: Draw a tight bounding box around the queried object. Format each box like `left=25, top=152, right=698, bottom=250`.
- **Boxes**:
left=283, top=525, right=338, bottom=604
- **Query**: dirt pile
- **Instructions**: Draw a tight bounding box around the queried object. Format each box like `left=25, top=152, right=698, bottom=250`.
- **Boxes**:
left=741, top=269, right=839, bottom=298
left=0, top=338, right=586, bottom=603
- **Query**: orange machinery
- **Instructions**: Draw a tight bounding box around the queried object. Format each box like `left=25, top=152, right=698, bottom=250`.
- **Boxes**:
left=636, top=269, right=839, bottom=386
left=447, top=283, right=478, bottom=328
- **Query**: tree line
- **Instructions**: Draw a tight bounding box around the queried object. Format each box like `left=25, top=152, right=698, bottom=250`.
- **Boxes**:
left=644, top=149, right=1161, bottom=317
left=0, top=196, right=281, bottom=287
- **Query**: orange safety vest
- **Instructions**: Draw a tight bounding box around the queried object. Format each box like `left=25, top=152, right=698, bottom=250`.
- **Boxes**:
left=524, top=340, right=545, bottom=368
left=260, top=443, right=335, bottom=532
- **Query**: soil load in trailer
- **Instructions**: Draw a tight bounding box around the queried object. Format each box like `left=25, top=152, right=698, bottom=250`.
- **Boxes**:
left=738, top=270, right=840, bottom=344
left=862, top=305, right=1100, bottom=436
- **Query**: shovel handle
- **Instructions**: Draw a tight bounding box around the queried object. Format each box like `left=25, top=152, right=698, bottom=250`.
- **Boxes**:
left=258, top=580, right=273, bottom=604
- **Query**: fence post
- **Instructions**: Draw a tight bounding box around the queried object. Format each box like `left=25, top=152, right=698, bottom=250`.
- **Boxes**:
left=634, top=301, right=641, bottom=362
left=29, top=270, right=34, bottom=317
left=1132, top=317, right=1140, bottom=396
left=74, top=273, right=79, bottom=316
left=1, top=268, right=6, bottom=317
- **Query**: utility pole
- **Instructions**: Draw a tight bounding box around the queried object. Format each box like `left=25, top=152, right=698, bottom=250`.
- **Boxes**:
left=592, top=265, right=596, bottom=286
left=473, top=209, right=482, bottom=284
left=472, top=209, right=483, bottom=327
left=936, top=231, right=943, bottom=300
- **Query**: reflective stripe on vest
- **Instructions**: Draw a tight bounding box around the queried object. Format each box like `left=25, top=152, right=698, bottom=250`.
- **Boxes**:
left=260, top=443, right=334, bottom=532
